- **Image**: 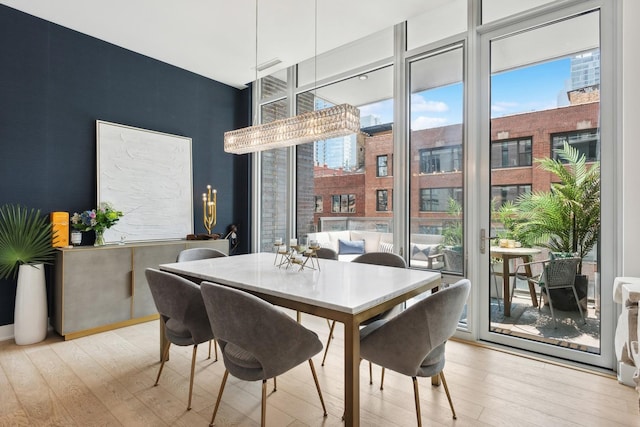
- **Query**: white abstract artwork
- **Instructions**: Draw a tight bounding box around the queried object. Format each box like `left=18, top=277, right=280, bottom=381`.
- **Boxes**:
left=97, top=120, right=193, bottom=243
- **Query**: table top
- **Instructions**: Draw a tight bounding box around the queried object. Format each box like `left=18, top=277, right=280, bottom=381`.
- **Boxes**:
left=490, top=246, right=542, bottom=256
left=159, top=252, right=440, bottom=315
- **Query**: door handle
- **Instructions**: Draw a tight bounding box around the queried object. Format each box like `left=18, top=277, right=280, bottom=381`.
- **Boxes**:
left=480, top=228, right=486, bottom=254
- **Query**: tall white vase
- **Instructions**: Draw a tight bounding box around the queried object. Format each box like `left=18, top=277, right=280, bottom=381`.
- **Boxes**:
left=14, top=263, right=48, bottom=345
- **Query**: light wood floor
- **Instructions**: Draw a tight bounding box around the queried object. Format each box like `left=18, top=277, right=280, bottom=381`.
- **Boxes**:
left=1, top=314, right=638, bottom=426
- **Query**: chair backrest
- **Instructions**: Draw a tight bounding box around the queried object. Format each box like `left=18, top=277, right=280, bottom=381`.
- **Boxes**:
left=145, top=268, right=213, bottom=344
left=443, top=248, right=463, bottom=272
left=352, top=252, right=407, bottom=268
left=200, top=281, right=322, bottom=380
left=544, top=257, right=580, bottom=289
left=360, top=279, right=470, bottom=377
left=315, top=247, right=338, bottom=260
left=176, top=247, right=227, bottom=262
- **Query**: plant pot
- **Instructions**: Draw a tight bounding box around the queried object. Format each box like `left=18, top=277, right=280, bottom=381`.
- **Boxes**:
left=14, top=263, right=48, bottom=345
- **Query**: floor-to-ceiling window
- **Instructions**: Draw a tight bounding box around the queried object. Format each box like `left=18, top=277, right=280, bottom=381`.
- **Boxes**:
left=253, top=0, right=617, bottom=369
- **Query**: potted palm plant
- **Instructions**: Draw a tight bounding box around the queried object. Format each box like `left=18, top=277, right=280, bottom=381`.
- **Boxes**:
left=0, top=204, right=56, bottom=344
left=504, top=142, right=600, bottom=309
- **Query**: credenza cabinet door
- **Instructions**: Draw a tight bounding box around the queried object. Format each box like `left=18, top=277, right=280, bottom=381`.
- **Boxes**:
left=55, top=247, right=133, bottom=335
left=132, top=245, right=183, bottom=318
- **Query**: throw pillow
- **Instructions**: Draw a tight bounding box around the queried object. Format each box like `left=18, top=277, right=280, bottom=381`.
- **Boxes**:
left=410, top=243, right=431, bottom=261
left=379, top=242, right=394, bottom=253
left=338, top=239, right=365, bottom=255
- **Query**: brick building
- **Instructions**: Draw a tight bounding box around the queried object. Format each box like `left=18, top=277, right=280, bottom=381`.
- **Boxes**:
left=312, top=99, right=600, bottom=233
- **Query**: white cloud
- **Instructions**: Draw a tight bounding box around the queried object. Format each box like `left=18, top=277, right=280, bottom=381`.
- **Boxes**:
left=411, top=116, right=448, bottom=130
left=411, top=94, right=448, bottom=113
left=491, top=101, right=519, bottom=113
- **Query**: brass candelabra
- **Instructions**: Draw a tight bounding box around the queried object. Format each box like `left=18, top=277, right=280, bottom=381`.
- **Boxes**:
left=202, top=185, right=217, bottom=234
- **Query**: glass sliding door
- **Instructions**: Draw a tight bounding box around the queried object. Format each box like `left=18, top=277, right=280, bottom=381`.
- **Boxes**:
left=408, top=45, right=464, bottom=277
left=482, top=9, right=606, bottom=364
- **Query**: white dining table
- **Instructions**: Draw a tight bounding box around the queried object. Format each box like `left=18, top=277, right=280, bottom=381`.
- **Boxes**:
left=159, top=252, right=441, bottom=427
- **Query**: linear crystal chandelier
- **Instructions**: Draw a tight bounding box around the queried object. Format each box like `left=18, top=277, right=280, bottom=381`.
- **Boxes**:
left=224, top=103, right=360, bottom=154
left=223, top=0, right=360, bottom=155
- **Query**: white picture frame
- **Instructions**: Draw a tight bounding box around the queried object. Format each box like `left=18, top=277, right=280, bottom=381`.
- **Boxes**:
left=96, top=120, right=193, bottom=243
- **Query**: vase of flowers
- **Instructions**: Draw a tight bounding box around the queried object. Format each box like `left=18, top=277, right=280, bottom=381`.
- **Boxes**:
left=71, top=202, right=123, bottom=246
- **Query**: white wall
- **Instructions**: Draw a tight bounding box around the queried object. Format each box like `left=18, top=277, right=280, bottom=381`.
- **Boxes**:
left=622, top=0, right=640, bottom=277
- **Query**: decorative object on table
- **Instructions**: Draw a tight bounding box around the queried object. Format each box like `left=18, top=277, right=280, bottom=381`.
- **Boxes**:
left=274, top=237, right=320, bottom=271
left=202, top=184, right=217, bottom=237
left=0, top=204, right=57, bottom=345
left=50, top=212, right=69, bottom=247
left=70, top=230, right=82, bottom=246
left=70, top=202, right=123, bottom=246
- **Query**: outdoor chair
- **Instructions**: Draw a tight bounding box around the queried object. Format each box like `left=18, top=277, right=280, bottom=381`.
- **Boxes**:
left=359, top=279, right=471, bottom=426
left=145, top=268, right=215, bottom=411
left=513, top=257, right=584, bottom=328
left=176, top=246, right=227, bottom=359
left=200, top=281, right=327, bottom=427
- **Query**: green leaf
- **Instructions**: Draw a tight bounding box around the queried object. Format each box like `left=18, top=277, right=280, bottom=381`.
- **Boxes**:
left=0, top=204, right=56, bottom=280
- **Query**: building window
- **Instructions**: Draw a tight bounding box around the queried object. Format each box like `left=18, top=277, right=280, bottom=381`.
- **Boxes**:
left=491, top=184, right=532, bottom=208
left=419, top=146, right=462, bottom=174
left=551, top=129, right=599, bottom=162
left=314, top=196, right=323, bottom=213
left=491, top=138, right=532, bottom=168
left=419, top=188, right=462, bottom=212
left=377, top=155, right=388, bottom=177
left=331, top=194, right=356, bottom=213
left=376, top=190, right=389, bottom=211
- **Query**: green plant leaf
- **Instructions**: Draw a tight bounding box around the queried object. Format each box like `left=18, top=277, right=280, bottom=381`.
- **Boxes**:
left=0, top=204, right=56, bottom=280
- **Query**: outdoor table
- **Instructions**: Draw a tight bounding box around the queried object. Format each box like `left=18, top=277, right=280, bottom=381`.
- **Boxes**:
left=490, top=246, right=542, bottom=316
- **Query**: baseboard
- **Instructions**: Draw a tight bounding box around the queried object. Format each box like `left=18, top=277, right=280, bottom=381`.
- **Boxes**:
left=0, top=323, right=14, bottom=342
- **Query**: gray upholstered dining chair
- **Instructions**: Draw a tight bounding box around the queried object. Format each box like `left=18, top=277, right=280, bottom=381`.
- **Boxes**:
left=200, top=281, right=327, bottom=427
left=145, top=268, right=215, bottom=411
left=359, top=279, right=470, bottom=426
left=315, top=247, right=339, bottom=260
left=176, top=247, right=227, bottom=262
left=321, top=252, right=407, bottom=384
left=176, top=246, right=227, bottom=359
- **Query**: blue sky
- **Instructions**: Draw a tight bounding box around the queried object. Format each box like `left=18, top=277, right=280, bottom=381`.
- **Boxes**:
left=357, top=57, right=571, bottom=130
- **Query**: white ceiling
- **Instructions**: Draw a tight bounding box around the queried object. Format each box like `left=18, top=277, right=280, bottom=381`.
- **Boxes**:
left=0, top=0, right=449, bottom=89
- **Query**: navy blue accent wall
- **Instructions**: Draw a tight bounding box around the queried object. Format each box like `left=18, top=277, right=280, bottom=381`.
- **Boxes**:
left=0, top=5, right=251, bottom=327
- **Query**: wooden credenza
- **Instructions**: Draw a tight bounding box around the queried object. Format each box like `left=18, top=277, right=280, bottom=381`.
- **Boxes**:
left=53, top=239, right=228, bottom=340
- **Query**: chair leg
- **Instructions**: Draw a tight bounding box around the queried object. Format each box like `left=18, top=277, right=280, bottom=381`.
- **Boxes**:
left=412, top=377, right=422, bottom=427
left=490, top=263, right=502, bottom=310
left=155, top=340, right=171, bottom=386
left=261, top=379, right=267, bottom=427
left=213, top=339, right=218, bottom=361
left=546, top=290, right=558, bottom=328
left=571, top=285, right=586, bottom=324
left=210, top=370, right=229, bottom=427
left=187, top=344, right=198, bottom=410
left=326, top=318, right=333, bottom=337
left=273, top=376, right=277, bottom=392
left=439, top=371, right=457, bottom=419
left=308, top=359, right=328, bottom=416
left=321, top=320, right=336, bottom=366
left=208, top=340, right=211, bottom=359
left=369, top=361, right=373, bottom=385
left=380, top=367, right=385, bottom=390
